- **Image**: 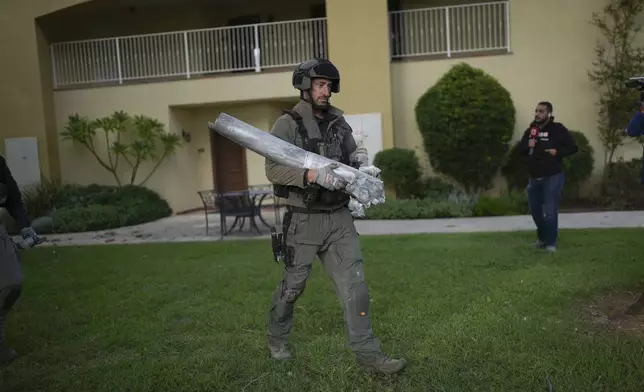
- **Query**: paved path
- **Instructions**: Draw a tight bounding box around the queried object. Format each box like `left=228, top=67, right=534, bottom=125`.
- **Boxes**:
left=28, top=210, right=644, bottom=247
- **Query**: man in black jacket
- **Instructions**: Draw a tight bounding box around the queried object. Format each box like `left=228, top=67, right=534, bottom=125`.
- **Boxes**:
left=518, top=102, right=578, bottom=252
left=0, top=153, right=45, bottom=363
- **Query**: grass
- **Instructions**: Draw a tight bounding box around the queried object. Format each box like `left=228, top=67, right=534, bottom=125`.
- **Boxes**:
left=2, top=229, right=644, bottom=391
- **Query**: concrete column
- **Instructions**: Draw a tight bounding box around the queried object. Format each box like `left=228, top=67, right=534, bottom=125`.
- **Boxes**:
left=325, top=0, right=394, bottom=150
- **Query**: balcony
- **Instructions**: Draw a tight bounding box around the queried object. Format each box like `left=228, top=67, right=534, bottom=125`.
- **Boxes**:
left=51, top=17, right=328, bottom=89
left=390, top=1, right=510, bottom=59
left=49, top=1, right=510, bottom=90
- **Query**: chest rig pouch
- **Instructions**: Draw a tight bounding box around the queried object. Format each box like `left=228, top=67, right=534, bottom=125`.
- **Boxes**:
left=274, top=110, right=352, bottom=208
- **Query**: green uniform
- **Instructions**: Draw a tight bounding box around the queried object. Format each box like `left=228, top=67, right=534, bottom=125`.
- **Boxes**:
left=265, top=100, right=384, bottom=363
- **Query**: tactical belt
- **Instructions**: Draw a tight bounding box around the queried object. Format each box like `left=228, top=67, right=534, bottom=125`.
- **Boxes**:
left=285, top=204, right=347, bottom=214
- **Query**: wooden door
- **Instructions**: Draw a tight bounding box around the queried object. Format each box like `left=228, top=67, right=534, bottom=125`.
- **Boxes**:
left=211, top=131, right=248, bottom=193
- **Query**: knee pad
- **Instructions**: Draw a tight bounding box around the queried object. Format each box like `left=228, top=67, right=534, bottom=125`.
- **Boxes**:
left=283, top=288, right=303, bottom=303
left=0, top=285, right=22, bottom=313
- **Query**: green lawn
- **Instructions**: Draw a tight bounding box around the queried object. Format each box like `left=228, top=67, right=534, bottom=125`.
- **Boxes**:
left=2, top=229, right=644, bottom=391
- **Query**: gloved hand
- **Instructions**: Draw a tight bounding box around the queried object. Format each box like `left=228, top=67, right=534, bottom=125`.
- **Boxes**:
left=359, top=165, right=381, bottom=178
left=348, top=198, right=365, bottom=218
left=19, top=227, right=45, bottom=249
left=354, top=152, right=369, bottom=168
left=311, top=163, right=348, bottom=191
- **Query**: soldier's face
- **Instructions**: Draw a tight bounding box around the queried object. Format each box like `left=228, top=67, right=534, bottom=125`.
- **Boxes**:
left=310, top=78, right=332, bottom=107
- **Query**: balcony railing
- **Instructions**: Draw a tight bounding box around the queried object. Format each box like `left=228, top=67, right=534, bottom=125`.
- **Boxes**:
left=49, top=1, right=510, bottom=89
left=50, top=18, right=328, bottom=88
left=390, top=1, right=510, bottom=58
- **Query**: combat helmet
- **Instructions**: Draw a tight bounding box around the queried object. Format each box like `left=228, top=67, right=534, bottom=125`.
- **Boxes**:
left=292, top=58, right=340, bottom=93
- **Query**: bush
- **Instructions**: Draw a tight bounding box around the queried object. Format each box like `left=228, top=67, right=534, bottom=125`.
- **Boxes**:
left=599, top=158, right=644, bottom=209
left=502, top=130, right=595, bottom=198
left=20, top=177, right=62, bottom=220
left=364, top=196, right=475, bottom=220
left=362, top=190, right=529, bottom=220
left=415, top=62, right=516, bottom=193
left=472, top=192, right=529, bottom=217
left=1, top=183, right=173, bottom=234
left=418, top=176, right=457, bottom=199
left=47, top=184, right=172, bottom=233
left=373, top=148, right=422, bottom=198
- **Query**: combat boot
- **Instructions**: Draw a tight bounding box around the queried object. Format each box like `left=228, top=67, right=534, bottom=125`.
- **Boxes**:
left=0, top=344, right=18, bottom=363
left=357, top=354, right=407, bottom=375
left=268, top=341, right=292, bottom=360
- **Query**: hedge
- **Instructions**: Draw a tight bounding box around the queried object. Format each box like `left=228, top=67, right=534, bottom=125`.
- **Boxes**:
left=2, top=183, right=173, bottom=234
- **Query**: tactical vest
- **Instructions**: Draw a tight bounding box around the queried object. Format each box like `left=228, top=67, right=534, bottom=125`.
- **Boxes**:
left=274, top=109, right=355, bottom=208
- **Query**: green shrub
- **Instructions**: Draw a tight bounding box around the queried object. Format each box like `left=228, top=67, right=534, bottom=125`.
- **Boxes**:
left=4, top=183, right=173, bottom=234
left=473, top=192, right=529, bottom=217
left=501, top=130, right=595, bottom=199
left=53, top=205, right=123, bottom=233
left=599, top=158, right=644, bottom=209
left=20, top=177, right=62, bottom=219
left=417, top=176, right=457, bottom=199
left=48, top=184, right=172, bottom=233
left=415, top=62, right=516, bottom=193
left=373, top=148, right=422, bottom=198
left=364, top=195, right=475, bottom=220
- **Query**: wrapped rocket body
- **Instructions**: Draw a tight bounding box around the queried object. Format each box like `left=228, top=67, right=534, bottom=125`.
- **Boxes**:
left=208, top=113, right=385, bottom=207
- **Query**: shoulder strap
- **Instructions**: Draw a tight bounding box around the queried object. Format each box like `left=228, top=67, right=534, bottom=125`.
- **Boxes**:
left=281, top=109, right=308, bottom=146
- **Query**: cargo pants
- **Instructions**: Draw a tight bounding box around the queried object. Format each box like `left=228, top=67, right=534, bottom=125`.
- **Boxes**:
left=0, top=226, right=23, bottom=347
left=267, top=206, right=384, bottom=361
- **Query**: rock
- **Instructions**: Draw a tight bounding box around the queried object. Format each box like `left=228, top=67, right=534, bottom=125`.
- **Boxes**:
left=31, top=216, right=54, bottom=233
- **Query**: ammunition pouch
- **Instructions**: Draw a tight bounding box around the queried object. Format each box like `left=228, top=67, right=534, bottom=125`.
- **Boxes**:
left=270, top=209, right=295, bottom=266
left=270, top=226, right=285, bottom=264
left=273, top=184, right=290, bottom=198
left=280, top=183, right=350, bottom=209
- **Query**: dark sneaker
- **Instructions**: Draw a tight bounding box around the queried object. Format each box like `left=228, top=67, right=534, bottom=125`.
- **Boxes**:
left=358, top=355, right=407, bottom=374
left=268, top=341, right=292, bottom=360
left=0, top=345, right=18, bottom=363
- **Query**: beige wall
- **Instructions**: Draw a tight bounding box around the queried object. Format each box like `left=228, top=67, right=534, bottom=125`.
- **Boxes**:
left=0, top=0, right=93, bottom=182
left=391, top=0, right=643, bottom=192
left=54, top=71, right=298, bottom=212
left=7, top=0, right=644, bottom=215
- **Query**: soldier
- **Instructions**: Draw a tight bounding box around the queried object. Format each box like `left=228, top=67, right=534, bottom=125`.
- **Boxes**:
left=264, top=58, right=407, bottom=374
left=0, top=154, right=45, bottom=362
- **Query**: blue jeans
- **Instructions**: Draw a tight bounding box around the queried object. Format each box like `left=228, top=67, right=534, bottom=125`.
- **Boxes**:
left=526, top=172, right=565, bottom=247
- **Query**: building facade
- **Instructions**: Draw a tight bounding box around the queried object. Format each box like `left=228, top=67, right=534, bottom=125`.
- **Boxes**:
left=0, top=0, right=636, bottom=213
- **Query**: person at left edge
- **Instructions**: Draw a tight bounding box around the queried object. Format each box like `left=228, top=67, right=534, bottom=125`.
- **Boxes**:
left=0, top=153, right=45, bottom=363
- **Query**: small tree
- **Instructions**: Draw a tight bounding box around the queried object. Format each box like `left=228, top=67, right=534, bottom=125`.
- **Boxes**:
left=61, top=111, right=182, bottom=186
left=587, top=0, right=644, bottom=171
left=415, top=62, right=516, bottom=194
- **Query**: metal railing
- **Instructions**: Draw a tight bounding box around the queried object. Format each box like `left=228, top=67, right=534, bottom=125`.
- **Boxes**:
left=390, top=1, right=510, bottom=59
left=50, top=18, right=328, bottom=88
left=49, top=1, right=510, bottom=88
